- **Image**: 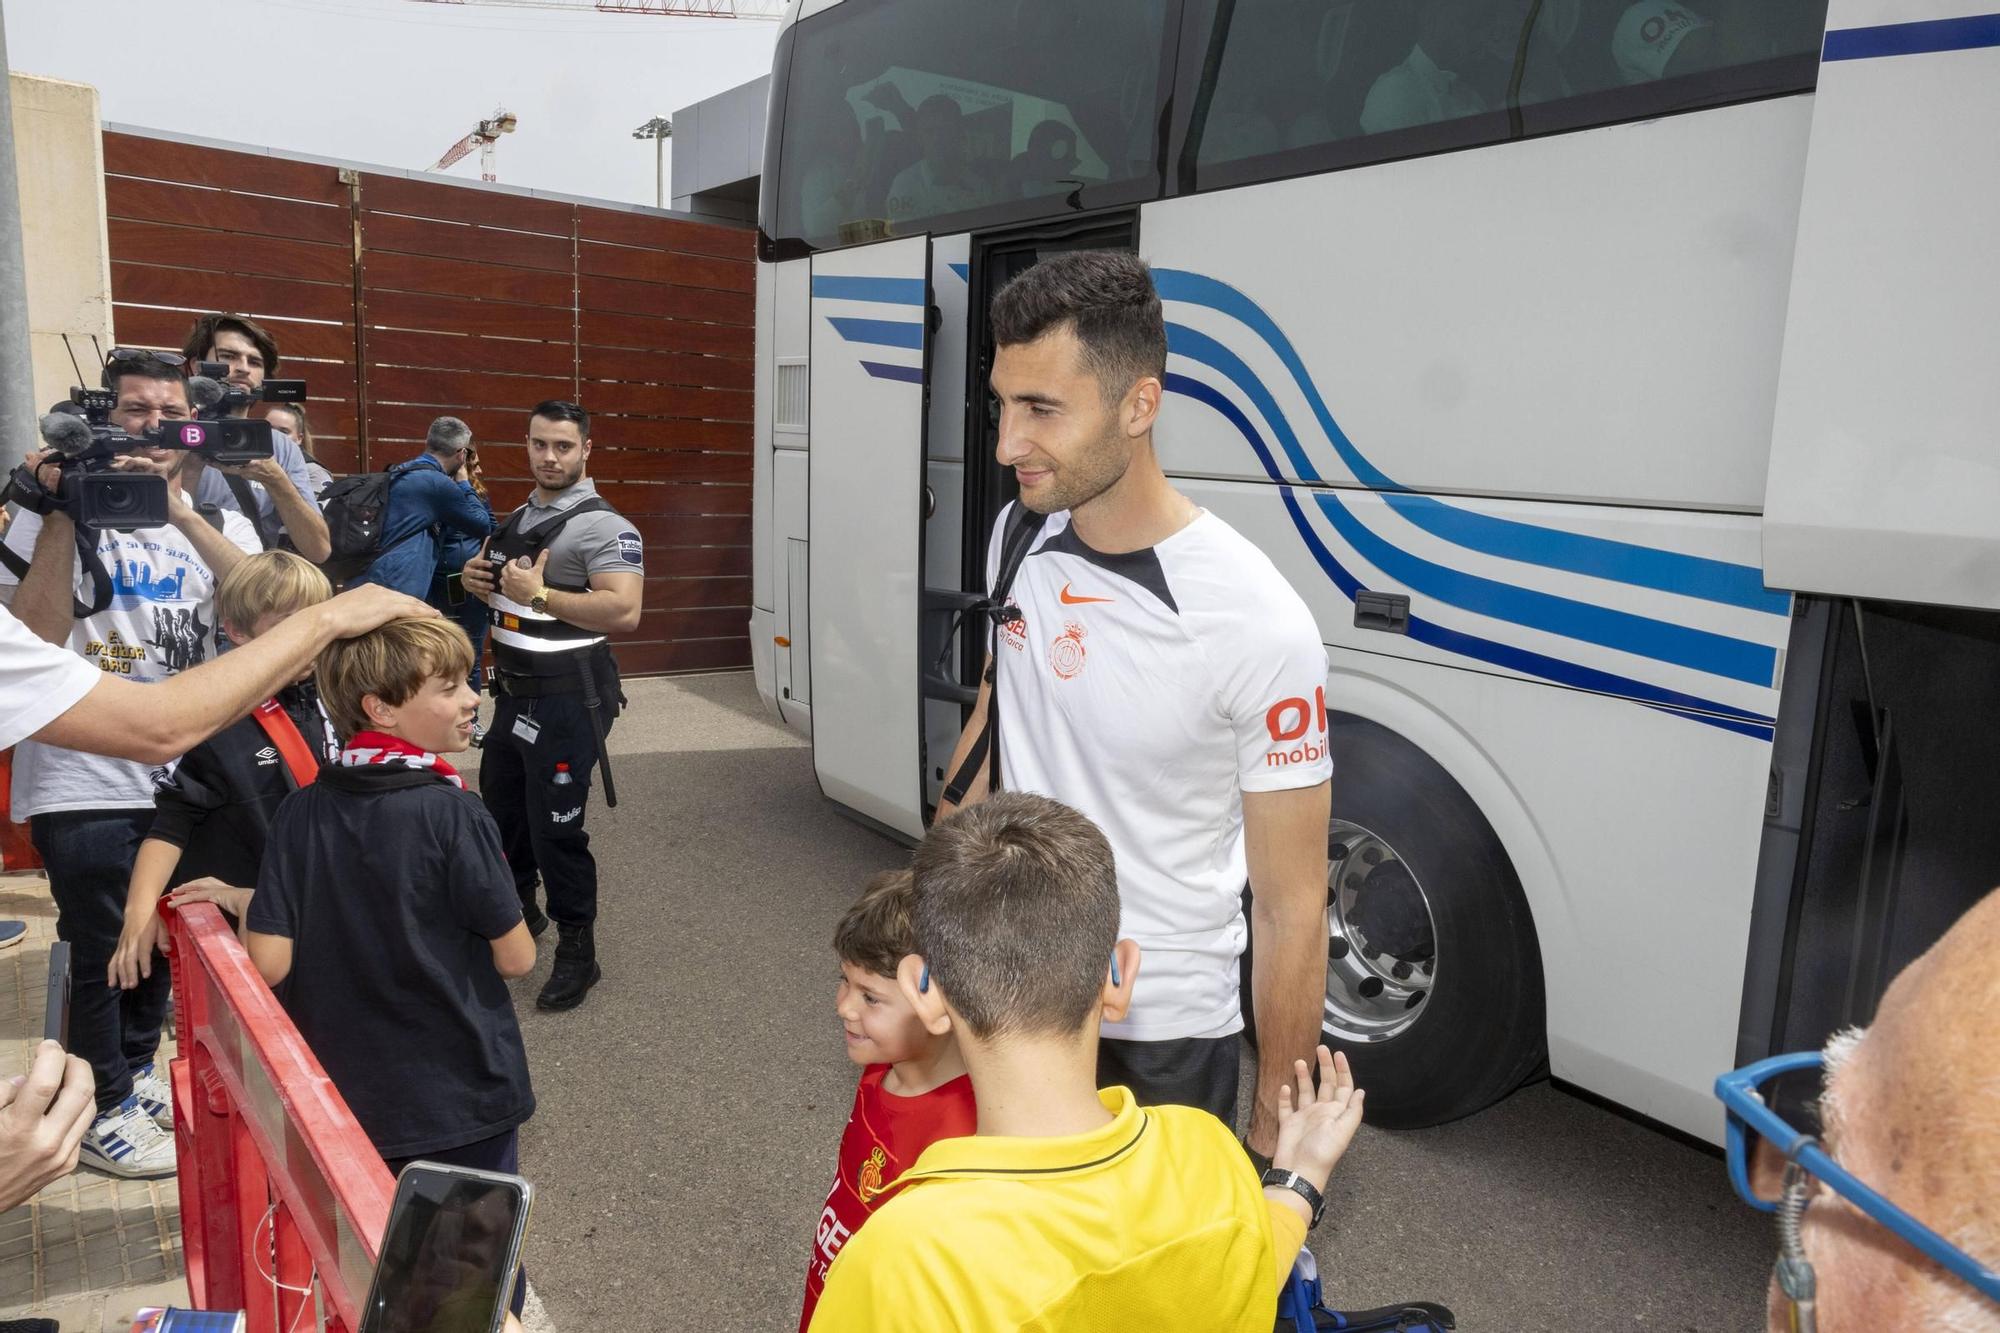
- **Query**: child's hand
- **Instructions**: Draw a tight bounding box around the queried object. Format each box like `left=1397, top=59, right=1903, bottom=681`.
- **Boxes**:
left=165, top=879, right=253, bottom=922
left=1270, top=1046, right=1365, bottom=1194
left=107, top=912, right=165, bottom=991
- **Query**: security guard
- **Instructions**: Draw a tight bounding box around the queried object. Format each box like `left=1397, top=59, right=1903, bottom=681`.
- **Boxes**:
left=462, top=400, right=644, bottom=1011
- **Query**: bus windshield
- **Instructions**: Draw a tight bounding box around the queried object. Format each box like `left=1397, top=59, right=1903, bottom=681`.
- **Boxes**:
left=764, top=0, right=1173, bottom=251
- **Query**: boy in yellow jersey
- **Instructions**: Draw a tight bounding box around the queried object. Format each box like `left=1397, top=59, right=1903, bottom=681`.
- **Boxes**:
left=809, top=792, right=1365, bottom=1332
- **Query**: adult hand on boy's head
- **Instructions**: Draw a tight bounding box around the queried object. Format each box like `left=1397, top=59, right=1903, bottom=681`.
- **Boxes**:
left=320, top=585, right=441, bottom=638
left=0, top=1041, right=94, bottom=1212
left=1270, top=1045, right=1365, bottom=1193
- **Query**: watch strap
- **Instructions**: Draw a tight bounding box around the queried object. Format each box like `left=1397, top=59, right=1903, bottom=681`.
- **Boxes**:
left=1260, top=1167, right=1326, bottom=1229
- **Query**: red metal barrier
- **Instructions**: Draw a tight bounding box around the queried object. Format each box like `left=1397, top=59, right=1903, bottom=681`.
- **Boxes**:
left=164, top=900, right=395, bottom=1330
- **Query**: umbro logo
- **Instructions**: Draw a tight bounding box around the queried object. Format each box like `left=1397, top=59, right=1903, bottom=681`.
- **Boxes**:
left=254, top=747, right=279, bottom=764
left=1059, top=582, right=1113, bottom=606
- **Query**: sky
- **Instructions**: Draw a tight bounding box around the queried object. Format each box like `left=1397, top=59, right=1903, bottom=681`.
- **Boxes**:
left=2, top=0, right=780, bottom=207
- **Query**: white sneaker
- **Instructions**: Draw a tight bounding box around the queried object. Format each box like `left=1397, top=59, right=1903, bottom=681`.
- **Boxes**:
left=79, top=1096, right=177, bottom=1179
left=131, top=1061, right=173, bottom=1130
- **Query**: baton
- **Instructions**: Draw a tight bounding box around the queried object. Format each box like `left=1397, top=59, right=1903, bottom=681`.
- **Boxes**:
left=577, top=650, right=618, bottom=809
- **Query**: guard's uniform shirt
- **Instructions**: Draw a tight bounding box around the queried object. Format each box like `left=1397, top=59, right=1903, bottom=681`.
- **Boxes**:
left=986, top=504, right=1333, bottom=1043
left=808, top=1086, right=1304, bottom=1332
left=478, top=479, right=643, bottom=928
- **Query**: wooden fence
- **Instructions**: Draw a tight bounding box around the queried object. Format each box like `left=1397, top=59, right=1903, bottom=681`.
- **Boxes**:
left=103, top=130, right=753, bottom=676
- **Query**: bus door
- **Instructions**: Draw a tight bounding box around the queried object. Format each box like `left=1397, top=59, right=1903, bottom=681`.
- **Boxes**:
left=922, top=218, right=1144, bottom=798
left=808, top=236, right=932, bottom=839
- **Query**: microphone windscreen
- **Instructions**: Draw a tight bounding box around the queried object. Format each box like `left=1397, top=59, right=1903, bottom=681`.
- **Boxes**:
left=185, top=376, right=228, bottom=413
left=38, top=412, right=96, bottom=457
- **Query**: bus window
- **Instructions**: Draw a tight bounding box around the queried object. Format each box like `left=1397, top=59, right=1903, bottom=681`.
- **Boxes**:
left=765, top=0, right=1174, bottom=253
left=1190, top=0, right=1828, bottom=191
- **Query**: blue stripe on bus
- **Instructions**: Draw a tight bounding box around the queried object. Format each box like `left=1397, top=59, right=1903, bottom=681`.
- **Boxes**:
left=1168, top=328, right=1781, bottom=687
left=949, top=263, right=970, bottom=281
left=827, top=317, right=924, bottom=349
left=1166, top=373, right=1776, bottom=739
left=1156, top=273, right=1788, bottom=616
left=1823, top=13, right=2000, bottom=60
left=861, top=361, right=924, bottom=383
left=811, top=275, right=926, bottom=304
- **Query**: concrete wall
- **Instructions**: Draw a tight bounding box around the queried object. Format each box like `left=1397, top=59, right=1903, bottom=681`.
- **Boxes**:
left=12, top=75, right=112, bottom=415
left=669, top=75, right=766, bottom=226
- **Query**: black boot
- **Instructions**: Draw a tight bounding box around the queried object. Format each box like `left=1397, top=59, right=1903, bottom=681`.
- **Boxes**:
left=536, top=924, right=601, bottom=1011
left=520, top=897, right=550, bottom=939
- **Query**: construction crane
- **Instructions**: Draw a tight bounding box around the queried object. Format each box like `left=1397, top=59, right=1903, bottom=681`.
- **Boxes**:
left=429, top=108, right=520, bottom=183
left=408, top=0, right=784, bottom=16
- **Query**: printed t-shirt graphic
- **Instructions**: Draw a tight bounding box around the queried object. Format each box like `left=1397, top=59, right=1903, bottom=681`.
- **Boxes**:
left=799, top=1063, right=976, bottom=1331
left=0, top=503, right=260, bottom=820
left=985, top=503, right=1332, bottom=1042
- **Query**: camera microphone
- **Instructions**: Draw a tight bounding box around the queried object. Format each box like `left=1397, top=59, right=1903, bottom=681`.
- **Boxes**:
left=186, top=375, right=229, bottom=416
left=38, top=412, right=96, bottom=458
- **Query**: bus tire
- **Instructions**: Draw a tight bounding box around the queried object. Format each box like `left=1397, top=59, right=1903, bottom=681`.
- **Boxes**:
left=1238, top=716, right=1546, bottom=1129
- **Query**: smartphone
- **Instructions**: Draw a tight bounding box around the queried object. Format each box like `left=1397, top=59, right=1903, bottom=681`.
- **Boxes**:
left=43, top=940, right=71, bottom=1048
left=357, top=1162, right=533, bottom=1333
left=444, top=571, right=466, bottom=607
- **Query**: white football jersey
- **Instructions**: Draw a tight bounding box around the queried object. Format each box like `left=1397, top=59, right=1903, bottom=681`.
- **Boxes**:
left=987, top=504, right=1333, bottom=1041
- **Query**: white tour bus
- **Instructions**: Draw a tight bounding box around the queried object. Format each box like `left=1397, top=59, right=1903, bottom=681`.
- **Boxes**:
left=747, top=0, right=2000, bottom=1142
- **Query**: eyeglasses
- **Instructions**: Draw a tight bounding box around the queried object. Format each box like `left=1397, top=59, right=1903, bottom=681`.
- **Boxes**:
left=104, top=348, right=186, bottom=371
left=1716, top=1050, right=2000, bottom=1319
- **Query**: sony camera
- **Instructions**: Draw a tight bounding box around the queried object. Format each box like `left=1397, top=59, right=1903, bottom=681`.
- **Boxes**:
left=3, top=377, right=284, bottom=531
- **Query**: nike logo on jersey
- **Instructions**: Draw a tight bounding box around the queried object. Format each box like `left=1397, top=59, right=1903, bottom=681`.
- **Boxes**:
left=1059, top=582, right=1114, bottom=605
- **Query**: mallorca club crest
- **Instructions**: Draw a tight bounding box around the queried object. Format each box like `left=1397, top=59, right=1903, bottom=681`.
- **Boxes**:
left=1049, top=619, right=1087, bottom=680
left=856, top=1145, right=889, bottom=1201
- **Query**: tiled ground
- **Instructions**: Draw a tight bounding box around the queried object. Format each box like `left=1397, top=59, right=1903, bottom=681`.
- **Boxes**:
left=0, top=873, right=188, bottom=1328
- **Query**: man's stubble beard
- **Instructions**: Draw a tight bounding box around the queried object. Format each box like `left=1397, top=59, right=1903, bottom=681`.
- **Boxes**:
left=1021, top=419, right=1131, bottom=517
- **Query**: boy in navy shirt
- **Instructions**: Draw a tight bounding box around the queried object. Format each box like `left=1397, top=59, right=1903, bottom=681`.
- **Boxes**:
left=245, top=617, right=537, bottom=1311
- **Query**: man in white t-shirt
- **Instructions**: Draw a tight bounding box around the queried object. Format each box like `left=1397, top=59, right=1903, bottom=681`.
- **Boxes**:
left=1, top=356, right=262, bottom=1180
left=937, top=251, right=1332, bottom=1160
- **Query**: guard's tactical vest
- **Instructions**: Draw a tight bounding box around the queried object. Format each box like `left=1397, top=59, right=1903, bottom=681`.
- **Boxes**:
left=486, top=496, right=613, bottom=680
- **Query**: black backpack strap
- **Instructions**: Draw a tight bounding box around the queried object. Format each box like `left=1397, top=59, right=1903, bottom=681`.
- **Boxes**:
left=222, top=471, right=276, bottom=550
left=490, top=495, right=612, bottom=561
left=941, top=503, right=1048, bottom=808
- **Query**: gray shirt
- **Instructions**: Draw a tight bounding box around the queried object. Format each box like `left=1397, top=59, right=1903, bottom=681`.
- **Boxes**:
left=192, top=429, right=319, bottom=535
left=510, top=478, right=645, bottom=587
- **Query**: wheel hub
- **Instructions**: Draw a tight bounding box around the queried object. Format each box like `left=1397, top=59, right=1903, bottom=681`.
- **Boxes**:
left=1325, top=820, right=1437, bottom=1042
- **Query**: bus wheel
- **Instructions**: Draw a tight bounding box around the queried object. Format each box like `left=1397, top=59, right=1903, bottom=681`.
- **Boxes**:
left=1239, top=718, right=1545, bottom=1129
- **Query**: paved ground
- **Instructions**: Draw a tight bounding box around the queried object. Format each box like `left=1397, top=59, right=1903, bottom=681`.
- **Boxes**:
left=1, top=671, right=1777, bottom=1328
left=507, top=673, right=1775, bottom=1331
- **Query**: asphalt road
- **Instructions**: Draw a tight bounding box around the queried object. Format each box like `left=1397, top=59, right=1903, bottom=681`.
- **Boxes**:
left=494, top=673, right=1774, bottom=1332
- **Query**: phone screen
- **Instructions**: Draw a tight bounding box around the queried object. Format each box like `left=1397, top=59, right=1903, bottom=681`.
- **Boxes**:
left=44, top=940, right=71, bottom=1047
left=444, top=571, right=466, bottom=607
left=358, top=1164, right=531, bottom=1333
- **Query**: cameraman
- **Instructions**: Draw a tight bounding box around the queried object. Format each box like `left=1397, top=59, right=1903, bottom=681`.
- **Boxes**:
left=0, top=353, right=266, bottom=1179
left=180, top=313, right=332, bottom=562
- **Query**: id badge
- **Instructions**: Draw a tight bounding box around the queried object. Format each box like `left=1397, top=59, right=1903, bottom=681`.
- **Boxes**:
left=511, top=715, right=541, bottom=745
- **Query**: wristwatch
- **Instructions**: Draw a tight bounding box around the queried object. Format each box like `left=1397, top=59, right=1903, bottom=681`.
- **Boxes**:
left=1260, top=1168, right=1326, bottom=1229
left=528, top=588, right=550, bottom=615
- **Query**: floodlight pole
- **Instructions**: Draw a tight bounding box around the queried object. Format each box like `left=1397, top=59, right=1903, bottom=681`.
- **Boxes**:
left=0, top=1, right=38, bottom=471
left=632, top=116, right=673, bottom=209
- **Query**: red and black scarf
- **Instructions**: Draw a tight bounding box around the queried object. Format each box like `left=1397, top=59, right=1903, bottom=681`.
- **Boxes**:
left=337, top=731, right=465, bottom=788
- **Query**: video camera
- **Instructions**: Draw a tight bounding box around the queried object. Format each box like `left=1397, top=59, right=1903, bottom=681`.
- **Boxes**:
left=3, top=369, right=299, bottom=531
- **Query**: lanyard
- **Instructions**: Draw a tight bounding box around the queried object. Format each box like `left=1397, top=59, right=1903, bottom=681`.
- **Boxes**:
left=251, top=698, right=321, bottom=788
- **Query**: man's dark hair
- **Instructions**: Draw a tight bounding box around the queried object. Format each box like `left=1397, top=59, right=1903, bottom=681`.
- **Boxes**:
left=182, top=313, right=281, bottom=376
left=104, top=356, right=188, bottom=400
left=833, top=869, right=916, bottom=977
left=530, top=399, right=590, bottom=438
left=988, top=250, right=1167, bottom=402
left=910, top=793, right=1120, bottom=1041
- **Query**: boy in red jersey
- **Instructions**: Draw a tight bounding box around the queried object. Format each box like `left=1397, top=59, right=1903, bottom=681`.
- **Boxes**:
left=799, top=870, right=975, bottom=1330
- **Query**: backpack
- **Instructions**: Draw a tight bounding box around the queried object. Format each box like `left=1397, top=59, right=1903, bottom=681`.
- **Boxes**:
left=940, top=501, right=1048, bottom=806
left=318, top=461, right=422, bottom=583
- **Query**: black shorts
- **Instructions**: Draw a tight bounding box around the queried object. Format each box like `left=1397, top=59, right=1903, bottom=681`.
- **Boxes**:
left=1097, top=1033, right=1241, bottom=1128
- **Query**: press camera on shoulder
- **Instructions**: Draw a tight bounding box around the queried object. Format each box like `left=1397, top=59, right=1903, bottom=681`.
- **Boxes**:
left=1, top=376, right=292, bottom=532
